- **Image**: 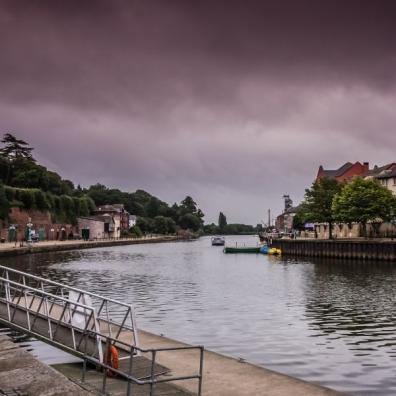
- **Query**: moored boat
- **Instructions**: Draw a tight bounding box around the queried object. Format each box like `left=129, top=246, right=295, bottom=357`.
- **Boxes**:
left=260, top=245, right=282, bottom=255
left=211, top=236, right=225, bottom=246
left=223, top=246, right=260, bottom=254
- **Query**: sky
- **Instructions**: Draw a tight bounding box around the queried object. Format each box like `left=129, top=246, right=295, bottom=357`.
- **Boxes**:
left=1, top=0, right=396, bottom=224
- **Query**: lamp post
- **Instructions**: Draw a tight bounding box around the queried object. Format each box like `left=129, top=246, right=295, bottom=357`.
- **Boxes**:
left=26, top=221, right=33, bottom=244
left=9, top=224, right=16, bottom=246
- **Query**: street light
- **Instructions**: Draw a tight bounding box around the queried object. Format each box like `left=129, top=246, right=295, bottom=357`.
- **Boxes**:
left=26, top=222, right=33, bottom=244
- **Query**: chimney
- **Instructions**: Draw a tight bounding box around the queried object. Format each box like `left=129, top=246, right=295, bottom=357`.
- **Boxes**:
left=363, top=162, right=369, bottom=172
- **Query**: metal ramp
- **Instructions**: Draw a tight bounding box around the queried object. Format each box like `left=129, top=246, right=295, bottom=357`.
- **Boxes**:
left=0, top=265, right=203, bottom=395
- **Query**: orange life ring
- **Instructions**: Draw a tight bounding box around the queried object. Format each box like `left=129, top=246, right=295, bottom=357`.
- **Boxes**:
left=106, top=344, right=119, bottom=375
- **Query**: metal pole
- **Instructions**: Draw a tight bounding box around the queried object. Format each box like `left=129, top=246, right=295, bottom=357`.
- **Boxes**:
left=126, top=346, right=135, bottom=396
left=102, top=338, right=110, bottom=394
left=82, top=359, right=87, bottom=383
left=198, top=346, right=204, bottom=396
left=150, top=350, right=156, bottom=396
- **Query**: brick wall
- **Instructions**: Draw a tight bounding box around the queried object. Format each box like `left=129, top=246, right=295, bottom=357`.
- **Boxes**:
left=1, top=207, right=77, bottom=241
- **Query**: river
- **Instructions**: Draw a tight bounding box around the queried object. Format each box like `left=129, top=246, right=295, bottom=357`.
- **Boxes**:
left=2, top=235, right=396, bottom=395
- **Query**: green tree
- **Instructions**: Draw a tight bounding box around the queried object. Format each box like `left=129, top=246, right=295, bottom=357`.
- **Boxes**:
left=0, top=133, right=35, bottom=161
left=180, top=196, right=198, bottom=214
left=300, top=177, right=342, bottom=239
left=179, top=213, right=202, bottom=232
left=332, top=178, right=396, bottom=237
left=292, top=208, right=306, bottom=231
left=0, top=183, right=9, bottom=220
left=0, top=133, right=35, bottom=185
left=203, top=223, right=219, bottom=235
left=218, top=212, right=227, bottom=231
left=20, top=189, right=35, bottom=209
left=136, top=217, right=154, bottom=234
left=129, top=225, right=143, bottom=238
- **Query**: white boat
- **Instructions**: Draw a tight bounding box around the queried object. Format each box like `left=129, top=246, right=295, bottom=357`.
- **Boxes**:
left=211, top=236, right=225, bottom=246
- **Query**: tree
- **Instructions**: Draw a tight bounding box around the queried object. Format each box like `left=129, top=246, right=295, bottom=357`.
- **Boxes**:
left=300, top=177, right=342, bottom=239
left=179, top=213, right=201, bottom=232
left=0, top=183, right=9, bottom=220
left=292, top=208, right=306, bottom=231
left=180, top=196, right=198, bottom=214
left=0, top=133, right=35, bottom=185
left=332, top=178, right=396, bottom=237
left=218, top=212, right=227, bottom=231
left=129, top=225, right=143, bottom=238
left=0, top=133, right=35, bottom=161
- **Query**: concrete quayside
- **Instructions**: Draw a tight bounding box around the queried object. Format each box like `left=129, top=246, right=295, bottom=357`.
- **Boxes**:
left=0, top=264, right=340, bottom=395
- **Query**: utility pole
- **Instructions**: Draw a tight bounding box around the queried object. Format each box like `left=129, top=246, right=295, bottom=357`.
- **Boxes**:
left=268, top=209, right=271, bottom=227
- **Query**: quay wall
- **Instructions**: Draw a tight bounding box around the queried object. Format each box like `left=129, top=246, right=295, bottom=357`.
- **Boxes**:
left=0, top=235, right=180, bottom=258
left=271, top=239, right=396, bottom=261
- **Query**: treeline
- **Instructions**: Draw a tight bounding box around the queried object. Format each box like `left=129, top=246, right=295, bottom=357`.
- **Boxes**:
left=203, top=223, right=257, bottom=235
left=203, top=211, right=257, bottom=235
left=0, top=133, right=205, bottom=234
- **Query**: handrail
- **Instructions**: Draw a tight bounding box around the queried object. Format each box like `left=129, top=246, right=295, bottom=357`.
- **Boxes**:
left=0, top=265, right=204, bottom=395
left=0, top=264, right=133, bottom=309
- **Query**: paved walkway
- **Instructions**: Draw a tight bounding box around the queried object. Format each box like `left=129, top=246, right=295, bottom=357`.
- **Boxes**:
left=0, top=236, right=179, bottom=257
left=134, top=330, right=342, bottom=396
left=0, top=335, right=91, bottom=396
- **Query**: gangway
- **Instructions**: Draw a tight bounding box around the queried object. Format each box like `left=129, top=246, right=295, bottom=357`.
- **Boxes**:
left=0, top=265, right=203, bottom=395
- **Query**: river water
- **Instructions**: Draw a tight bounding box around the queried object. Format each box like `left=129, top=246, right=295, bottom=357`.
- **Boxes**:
left=2, top=235, right=396, bottom=395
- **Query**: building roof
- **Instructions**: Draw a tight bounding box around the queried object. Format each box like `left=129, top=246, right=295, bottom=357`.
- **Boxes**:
left=317, top=161, right=370, bottom=182
left=375, top=168, right=396, bottom=179
left=318, top=162, right=353, bottom=178
left=363, top=163, right=396, bottom=178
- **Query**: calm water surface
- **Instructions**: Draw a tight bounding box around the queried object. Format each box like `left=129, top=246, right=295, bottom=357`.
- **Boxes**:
left=3, top=235, right=396, bottom=395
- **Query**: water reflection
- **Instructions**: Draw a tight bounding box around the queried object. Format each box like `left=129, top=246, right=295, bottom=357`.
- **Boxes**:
left=3, top=238, right=396, bottom=395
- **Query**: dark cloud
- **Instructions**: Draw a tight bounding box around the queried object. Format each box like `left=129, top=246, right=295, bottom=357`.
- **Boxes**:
left=1, top=0, right=396, bottom=223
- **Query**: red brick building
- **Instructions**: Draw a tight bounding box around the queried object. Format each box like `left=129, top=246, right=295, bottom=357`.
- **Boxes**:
left=316, top=162, right=369, bottom=182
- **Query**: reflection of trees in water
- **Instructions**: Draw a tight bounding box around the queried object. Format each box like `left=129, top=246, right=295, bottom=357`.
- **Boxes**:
left=303, top=257, right=396, bottom=355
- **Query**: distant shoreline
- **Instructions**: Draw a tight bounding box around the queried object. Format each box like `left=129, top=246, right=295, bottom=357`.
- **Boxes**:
left=0, top=235, right=180, bottom=258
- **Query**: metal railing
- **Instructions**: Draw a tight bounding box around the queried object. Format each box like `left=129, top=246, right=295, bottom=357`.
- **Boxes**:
left=0, top=265, right=204, bottom=395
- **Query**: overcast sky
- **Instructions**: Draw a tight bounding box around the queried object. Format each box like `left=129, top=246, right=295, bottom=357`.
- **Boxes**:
left=1, top=0, right=396, bottom=224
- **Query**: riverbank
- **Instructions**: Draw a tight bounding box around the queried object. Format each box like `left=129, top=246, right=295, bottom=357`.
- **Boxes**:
left=271, top=238, right=396, bottom=261
left=0, top=235, right=180, bottom=257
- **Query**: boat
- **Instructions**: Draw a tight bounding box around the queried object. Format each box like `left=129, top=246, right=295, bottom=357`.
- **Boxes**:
left=223, top=246, right=260, bottom=254
left=211, top=236, right=225, bottom=246
left=260, top=245, right=282, bottom=255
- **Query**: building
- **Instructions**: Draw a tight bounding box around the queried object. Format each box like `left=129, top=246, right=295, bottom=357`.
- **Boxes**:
left=275, top=206, right=299, bottom=233
left=363, top=163, right=396, bottom=195
left=275, top=195, right=299, bottom=233
left=93, top=204, right=130, bottom=238
left=129, top=215, right=137, bottom=228
left=78, top=215, right=115, bottom=240
left=316, top=162, right=369, bottom=182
